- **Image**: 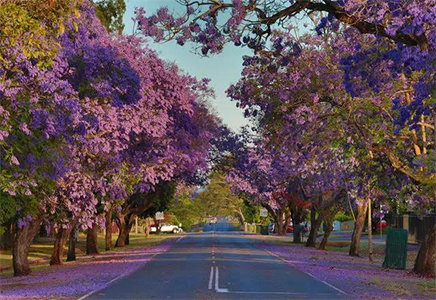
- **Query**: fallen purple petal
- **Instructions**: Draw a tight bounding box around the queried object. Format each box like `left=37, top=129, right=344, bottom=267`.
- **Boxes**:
left=0, top=241, right=174, bottom=299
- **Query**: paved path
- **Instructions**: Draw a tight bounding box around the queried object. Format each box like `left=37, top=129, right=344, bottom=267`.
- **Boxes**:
left=88, top=231, right=346, bottom=299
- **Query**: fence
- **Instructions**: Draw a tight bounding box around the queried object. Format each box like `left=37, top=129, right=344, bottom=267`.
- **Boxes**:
left=390, top=214, right=435, bottom=244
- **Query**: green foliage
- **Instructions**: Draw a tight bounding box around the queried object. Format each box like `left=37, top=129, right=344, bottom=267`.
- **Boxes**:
left=0, top=1, right=78, bottom=229
left=0, top=191, right=41, bottom=234
left=168, top=193, right=199, bottom=230
left=241, top=196, right=261, bottom=224
left=194, top=171, right=244, bottom=222
left=0, top=0, right=78, bottom=67
left=166, top=172, right=247, bottom=230
left=93, top=0, right=126, bottom=34
left=334, top=211, right=353, bottom=222
left=139, top=181, right=177, bottom=219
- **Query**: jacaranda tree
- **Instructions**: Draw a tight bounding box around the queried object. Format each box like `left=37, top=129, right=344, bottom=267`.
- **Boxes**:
left=1, top=0, right=220, bottom=276
left=135, top=0, right=435, bottom=276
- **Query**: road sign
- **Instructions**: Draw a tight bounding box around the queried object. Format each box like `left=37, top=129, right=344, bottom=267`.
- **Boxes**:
left=260, top=208, right=268, bottom=217
left=155, top=212, right=164, bottom=220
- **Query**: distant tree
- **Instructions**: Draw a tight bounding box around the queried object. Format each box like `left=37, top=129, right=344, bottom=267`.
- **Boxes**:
left=93, top=0, right=126, bottom=34
left=240, top=197, right=261, bottom=224
left=139, top=182, right=177, bottom=235
left=168, top=193, right=199, bottom=231
left=194, top=172, right=245, bottom=223
left=115, top=181, right=176, bottom=247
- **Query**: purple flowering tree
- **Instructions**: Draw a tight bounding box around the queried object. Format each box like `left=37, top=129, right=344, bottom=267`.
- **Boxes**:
left=1, top=1, right=220, bottom=275
left=0, top=1, right=85, bottom=275
left=224, top=25, right=435, bottom=272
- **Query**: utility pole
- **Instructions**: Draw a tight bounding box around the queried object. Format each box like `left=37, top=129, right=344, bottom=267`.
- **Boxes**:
left=368, top=199, right=373, bottom=262
left=380, top=204, right=383, bottom=240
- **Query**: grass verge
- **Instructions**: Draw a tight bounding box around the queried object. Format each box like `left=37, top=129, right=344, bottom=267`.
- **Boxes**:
left=0, top=232, right=173, bottom=278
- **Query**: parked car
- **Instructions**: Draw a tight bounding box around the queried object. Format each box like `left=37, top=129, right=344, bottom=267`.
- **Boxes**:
left=287, top=224, right=309, bottom=234
left=150, top=223, right=183, bottom=233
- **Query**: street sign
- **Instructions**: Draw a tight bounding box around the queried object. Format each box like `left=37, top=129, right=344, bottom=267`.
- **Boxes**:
left=260, top=208, right=268, bottom=217
left=155, top=212, right=164, bottom=220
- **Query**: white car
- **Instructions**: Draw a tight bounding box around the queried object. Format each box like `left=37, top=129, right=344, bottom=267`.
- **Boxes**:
left=150, top=223, right=183, bottom=233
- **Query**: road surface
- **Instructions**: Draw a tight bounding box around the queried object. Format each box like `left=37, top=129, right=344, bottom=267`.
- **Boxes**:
left=88, top=229, right=346, bottom=299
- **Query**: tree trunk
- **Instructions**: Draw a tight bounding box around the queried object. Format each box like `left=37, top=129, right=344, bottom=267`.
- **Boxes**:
left=1, top=221, right=14, bottom=250
left=306, top=206, right=322, bottom=247
left=125, top=221, right=133, bottom=246
left=105, top=209, right=113, bottom=251
left=291, top=208, right=303, bottom=243
left=349, top=200, right=368, bottom=257
left=413, top=223, right=436, bottom=277
left=50, top=226, right=72, bottom=265
left=115, top=215, right=127, bottom=247
left=368, top=199, right=373, bottom=262
left=39, top=224, right=48, bottom=237
left=293, top=226, right=302, bottom=243
left=135, top=216, right=139, bottom=234
left=145, top=218, right=151, bottom=238
left=236, top=208, right=245, bottom=225
left=124, top=214, right=135, bottom=246
left=12, top=215, right=42, bottom=276
left=153, top=217, right=161, bottom=234
left=318, top=219, right=333, bottom=250
left=115, top=213, right=131, bottom=247
left=276, top=211, right=286, bottom=236
left=86, top=224, right=99, bottom=255
left=67, top=227, right=77, bottom=262
left=284, top=208, right=291, bottom=233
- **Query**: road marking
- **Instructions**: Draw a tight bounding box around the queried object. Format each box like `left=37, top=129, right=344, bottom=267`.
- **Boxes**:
left=176, top=235, right=186, bottom=243
left=226, top=291, right=336, bottom=295
left=215, top=267, right=229, bottom=293
left=303, top=270, right=347, bottom=295
left=264, top=249, right=347, bottom=295
left=208, top=266, right=214, bottom=290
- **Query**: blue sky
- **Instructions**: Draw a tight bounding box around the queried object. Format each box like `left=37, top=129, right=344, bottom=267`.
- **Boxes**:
left=123, top=0, right=251, bottom=132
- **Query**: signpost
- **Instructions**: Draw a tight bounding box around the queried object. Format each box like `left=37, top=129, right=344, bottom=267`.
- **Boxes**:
left=260, top=208, right=268, bottom=217
left=155, top=212, right=164, bottom=220
left=259, top=208, right=269, bottom=235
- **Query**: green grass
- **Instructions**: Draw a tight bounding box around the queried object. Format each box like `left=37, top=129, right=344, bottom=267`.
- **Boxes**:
left=325, top=240, right=385, bottom=256
left=416, top=279, right=436, bottom=293
left=363, top=277, right=436, bottom=298
left=0, top=232, right=171, bottom=277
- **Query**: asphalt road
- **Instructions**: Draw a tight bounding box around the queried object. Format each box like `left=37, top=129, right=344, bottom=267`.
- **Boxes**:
left=203, top=222, right=239, bottom=232
left=88, top=229, right=346, bottom=299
